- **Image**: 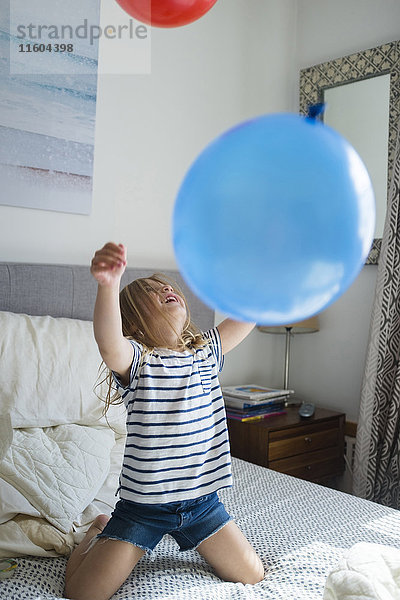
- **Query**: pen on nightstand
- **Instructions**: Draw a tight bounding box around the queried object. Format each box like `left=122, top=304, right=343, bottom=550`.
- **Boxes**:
left=241, top=411, right=286, bottom=422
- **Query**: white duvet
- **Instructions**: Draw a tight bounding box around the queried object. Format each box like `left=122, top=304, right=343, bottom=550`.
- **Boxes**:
left=0, top=422, right=115, bottom=533
left=0, top=433, right=126, bottom=558
left=0, top=310, right=127, bottom=557
left=324, top=542, right=400, bottom=600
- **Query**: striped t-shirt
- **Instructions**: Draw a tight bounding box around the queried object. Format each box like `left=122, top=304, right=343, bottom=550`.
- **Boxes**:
left=113, top=327, right=232, bottom=504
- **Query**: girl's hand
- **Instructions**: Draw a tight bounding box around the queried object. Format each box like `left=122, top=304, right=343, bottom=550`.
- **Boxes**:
left=90, top=242, right=127, bottom=287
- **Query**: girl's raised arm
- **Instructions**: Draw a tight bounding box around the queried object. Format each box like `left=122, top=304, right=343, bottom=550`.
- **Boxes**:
left=91, top=242, right=134, bottom=383
left=217, top=319, right=255, bottom=354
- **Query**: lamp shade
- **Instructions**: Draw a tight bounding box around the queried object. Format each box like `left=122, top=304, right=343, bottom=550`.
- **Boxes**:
left=258, top=316, right=319, bottom=335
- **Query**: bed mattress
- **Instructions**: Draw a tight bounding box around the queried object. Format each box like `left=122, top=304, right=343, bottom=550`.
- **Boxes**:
left=2, top=458, right=400, bottom=600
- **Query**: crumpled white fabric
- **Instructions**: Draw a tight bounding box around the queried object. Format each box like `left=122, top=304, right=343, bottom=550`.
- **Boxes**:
left=0, top=424, right=115, bottom=533
left=323, top=542, right=400, bottom=600
left=0, top=413, right=13, bottom=460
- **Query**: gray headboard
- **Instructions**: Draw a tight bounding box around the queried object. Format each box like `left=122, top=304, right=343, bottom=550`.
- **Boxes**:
left=0, top=262, right=215, bottom=332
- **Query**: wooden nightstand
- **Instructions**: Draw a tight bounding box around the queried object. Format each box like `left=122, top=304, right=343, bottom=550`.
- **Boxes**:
left=227, top=406, right=345, bottom=484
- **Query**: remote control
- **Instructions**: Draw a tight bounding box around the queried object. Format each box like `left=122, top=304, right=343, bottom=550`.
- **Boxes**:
left=298, top=402, right=315, bottom=418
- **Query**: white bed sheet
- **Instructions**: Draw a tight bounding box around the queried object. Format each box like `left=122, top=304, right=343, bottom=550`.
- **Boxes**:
left=2, top=458, right=400, bottom=600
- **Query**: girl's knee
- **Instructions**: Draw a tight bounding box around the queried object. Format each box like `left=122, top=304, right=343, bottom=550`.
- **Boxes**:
left=64, top=538, right=144, bottom=600
left=246, top=562, right=265, bottom=584
left=237, top=561, right=265, bottom=585
left=233, top=552, right=265, bottom=585
left=64, top=581, right=85, bottom=600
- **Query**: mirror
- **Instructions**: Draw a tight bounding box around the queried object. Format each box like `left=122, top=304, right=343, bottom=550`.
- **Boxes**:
left=324, top=75, right=390, bottom=241
left=299, top=40, right=400, bottom=264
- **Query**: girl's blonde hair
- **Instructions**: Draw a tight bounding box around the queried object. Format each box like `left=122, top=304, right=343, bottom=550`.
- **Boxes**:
left=97, top=273, right=207, bottom=415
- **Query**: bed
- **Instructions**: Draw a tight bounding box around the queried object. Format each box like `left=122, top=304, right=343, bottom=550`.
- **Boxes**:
left=1, top=261, right=400, bottom=600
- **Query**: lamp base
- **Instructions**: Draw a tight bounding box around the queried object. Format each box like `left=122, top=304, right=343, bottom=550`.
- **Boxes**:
left=284, top=397, right=302, bottom=407
left=283, top=328, right=291, bottom=390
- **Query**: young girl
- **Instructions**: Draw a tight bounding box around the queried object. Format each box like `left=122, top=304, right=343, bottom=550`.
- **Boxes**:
left=64, top=242, right=264, bottom=600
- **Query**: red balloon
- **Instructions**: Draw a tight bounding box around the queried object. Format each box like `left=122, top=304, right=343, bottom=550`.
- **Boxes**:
left=115, top=0, right=218, bottom=28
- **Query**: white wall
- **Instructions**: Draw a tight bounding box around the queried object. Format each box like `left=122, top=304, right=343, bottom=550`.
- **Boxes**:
left=0, top=0, right=296, bottom=394
left=221, top=0, right=400, bottom=424
left=1, top=0, right=399, bottom=423
left=0, top=0, right=295, bottom=268
left=288, top=0, right=400, bottom=421
left=221, top=0, right=400, bottom=423
left=296, top=0, right=400, bottom=69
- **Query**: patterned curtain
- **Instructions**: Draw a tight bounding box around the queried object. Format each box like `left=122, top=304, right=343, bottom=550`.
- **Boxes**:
left=353, top=119, right=400, bottom=507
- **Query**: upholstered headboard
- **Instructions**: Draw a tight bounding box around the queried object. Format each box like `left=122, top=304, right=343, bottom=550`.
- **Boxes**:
left=0, top=262, right=215, bottom=331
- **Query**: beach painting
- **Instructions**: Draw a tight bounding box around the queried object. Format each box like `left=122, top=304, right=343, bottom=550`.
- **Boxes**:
left=0, top=0, right=100, bottom=214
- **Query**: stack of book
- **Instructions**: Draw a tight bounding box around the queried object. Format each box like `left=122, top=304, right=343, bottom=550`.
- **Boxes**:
left=222, top=384, right=294, bottom=422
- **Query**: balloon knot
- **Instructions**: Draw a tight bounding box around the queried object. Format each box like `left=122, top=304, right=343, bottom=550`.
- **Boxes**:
left=307, top=103, right=326, bottom=120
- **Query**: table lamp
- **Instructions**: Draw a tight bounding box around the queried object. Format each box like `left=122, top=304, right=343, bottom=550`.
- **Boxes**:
left=258, top=316, right=319, bottom=390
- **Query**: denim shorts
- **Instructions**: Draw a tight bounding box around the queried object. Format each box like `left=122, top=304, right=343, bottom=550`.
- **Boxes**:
left=96, top=492, right=232, bottom=553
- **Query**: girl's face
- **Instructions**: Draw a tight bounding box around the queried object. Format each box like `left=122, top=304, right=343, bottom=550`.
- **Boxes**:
left=144, top=279, right=188, bottom=340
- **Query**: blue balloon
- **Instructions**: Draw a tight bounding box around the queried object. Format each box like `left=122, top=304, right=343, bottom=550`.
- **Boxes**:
left=172, top=113, right=375, bottom=325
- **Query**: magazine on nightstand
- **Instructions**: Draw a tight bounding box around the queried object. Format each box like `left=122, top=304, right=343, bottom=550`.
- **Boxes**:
left=222, top=384, right=294, bottom=403
left=222, top=384, right=292, bottom=421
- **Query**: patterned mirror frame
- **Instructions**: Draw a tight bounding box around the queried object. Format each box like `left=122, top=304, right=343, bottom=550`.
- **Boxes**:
left=299, top=40, right=400, bottom=265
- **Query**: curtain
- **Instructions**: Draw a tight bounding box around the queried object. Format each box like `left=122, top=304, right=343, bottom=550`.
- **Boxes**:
left=353, top=120, right=400, bottom=507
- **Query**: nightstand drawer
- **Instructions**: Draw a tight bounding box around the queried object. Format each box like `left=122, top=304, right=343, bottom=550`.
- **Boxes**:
left=268, top=427, right=340, bottom=461
left=269, top=446, right=343, bottom=481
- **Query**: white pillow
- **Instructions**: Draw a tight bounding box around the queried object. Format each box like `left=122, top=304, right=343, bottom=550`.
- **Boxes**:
left=0, top=311, right=126, bottom=431
left=0, top=478, right=41, bottom=525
